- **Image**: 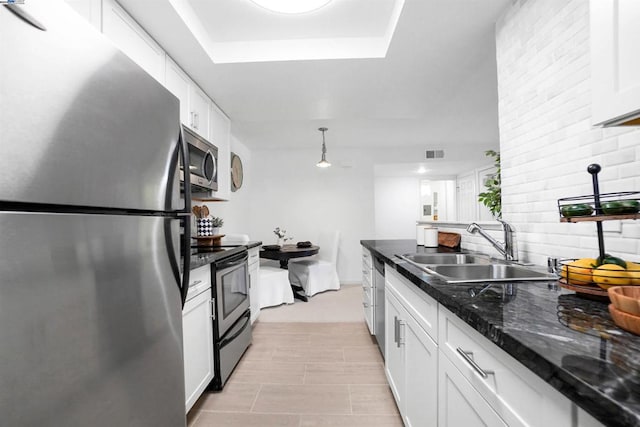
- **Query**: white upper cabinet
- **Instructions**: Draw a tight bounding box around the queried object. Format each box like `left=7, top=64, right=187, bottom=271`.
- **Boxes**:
left=102, top=0, right=165, bottom=84
left=64, top=0, right=102, bottom=30
left=591, top=0, right=640, bottom=126
left=188, top=85, right=211, bottom=139
left=164, top=57, right=191, bottom=126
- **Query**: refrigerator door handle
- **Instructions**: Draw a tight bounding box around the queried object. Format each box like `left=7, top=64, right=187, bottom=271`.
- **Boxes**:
left=178, top=127, right=191, bottom=306
left=164, top=128, right=191, bottom=307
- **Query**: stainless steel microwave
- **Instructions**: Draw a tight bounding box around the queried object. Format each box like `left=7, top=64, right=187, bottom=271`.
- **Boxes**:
left=181, top=126, right=218, bottom=192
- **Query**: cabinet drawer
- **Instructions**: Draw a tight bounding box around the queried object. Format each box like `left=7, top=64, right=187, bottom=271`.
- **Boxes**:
left=189, top=264, right=211, bottom=288
left=248, top=247, right=259, bottom=266
left=385, top=267, right=438, bottom=343
left=363, top=285, right=374, bottom=334
left=362, top=246, right=372, bottom=263
left=438, top=307, right=572, bottom=427
left=362, top=253, right=372, bottom=271
left=362, top=271, right=372, bottom=289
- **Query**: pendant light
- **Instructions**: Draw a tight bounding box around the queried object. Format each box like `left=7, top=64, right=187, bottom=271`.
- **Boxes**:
left=316, top=127, right=331, bottom=168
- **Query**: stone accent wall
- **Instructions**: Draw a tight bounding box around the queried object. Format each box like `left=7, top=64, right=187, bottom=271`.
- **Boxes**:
left=495, top=0, right=640, bottom=265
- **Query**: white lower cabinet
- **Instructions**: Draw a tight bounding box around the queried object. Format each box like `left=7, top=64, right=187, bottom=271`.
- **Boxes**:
left=385, top=269, right=438, bottom=427
left=182, top=265, right=214, bottom=413
left=362, top=247, right=374, bottom=334
left=248, top=247, right=260, bottom=324
left=438, top=352, right=506, bottom=427
left=439, top=307, right=572, bottom=427
left=384, top=264, right=577, bottom=427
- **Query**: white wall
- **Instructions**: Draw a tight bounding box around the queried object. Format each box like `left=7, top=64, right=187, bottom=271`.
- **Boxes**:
left=495, top=0, right=640, bottom=265
left=247, top=147, right=376, bottom=283
left=202, top=135, right=253, bottom=237
left=374, top=176, right=420, bottom=239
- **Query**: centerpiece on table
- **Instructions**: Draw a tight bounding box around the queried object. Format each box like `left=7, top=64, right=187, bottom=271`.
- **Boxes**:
left=273, top=227, right=293, bottom=247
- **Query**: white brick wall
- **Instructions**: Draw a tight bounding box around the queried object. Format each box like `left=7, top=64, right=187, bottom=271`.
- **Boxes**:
left=495, top=0, right=640, bottom=265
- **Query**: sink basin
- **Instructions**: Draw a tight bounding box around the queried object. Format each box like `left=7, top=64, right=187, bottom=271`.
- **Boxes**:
left=425, top=264, right=557, bottom=284
left=402, top=253, right=491, bottom=265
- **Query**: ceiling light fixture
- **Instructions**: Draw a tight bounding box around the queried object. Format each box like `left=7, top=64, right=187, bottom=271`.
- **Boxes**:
left=316, top=127, right=331, bottom=168
left=250, top=0, right=332, bottom=14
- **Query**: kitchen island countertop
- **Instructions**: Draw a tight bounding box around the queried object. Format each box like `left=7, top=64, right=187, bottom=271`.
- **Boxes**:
left=362, top=239, right=640, bottom=427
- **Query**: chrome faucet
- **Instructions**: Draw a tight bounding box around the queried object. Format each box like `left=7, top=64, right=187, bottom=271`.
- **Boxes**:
left=466, top=218, right=518, bottom=261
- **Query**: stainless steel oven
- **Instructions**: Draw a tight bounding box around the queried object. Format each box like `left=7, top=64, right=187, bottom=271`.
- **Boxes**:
left=209, top=249, right=251, bottom=390
left=181, top=125, right=218, bottom=192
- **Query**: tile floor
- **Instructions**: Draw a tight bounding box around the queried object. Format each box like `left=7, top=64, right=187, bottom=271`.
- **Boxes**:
left=187, top=321, right=403, bottom=426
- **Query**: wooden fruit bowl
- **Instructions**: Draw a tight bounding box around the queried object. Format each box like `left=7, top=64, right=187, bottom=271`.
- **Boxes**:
left=609, top=304, right=640, bottom=335
left=608, top=286, right=640, bottom=316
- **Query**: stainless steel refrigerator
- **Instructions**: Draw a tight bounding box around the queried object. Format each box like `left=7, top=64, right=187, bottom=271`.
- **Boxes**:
left=0, top=1, right=191, bottom=425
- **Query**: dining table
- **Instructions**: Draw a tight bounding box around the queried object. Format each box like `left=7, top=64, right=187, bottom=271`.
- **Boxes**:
left=259, top=244, right=319, bottom=301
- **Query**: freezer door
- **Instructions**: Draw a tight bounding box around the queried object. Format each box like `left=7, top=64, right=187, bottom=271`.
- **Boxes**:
left=0, top=0, right=183, bottom=212
left=0, top=212, right=186, bottom=427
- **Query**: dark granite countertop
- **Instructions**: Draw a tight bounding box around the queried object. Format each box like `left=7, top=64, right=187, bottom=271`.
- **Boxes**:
left=361, top=239, right=640, bottom=427
left=188, top=241, right=263, bottom=270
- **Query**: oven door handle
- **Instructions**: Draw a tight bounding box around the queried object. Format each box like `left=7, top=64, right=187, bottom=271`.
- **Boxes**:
left=216, top=252, right=248, bottom=271
left=218, top=311, right=250, bottom=348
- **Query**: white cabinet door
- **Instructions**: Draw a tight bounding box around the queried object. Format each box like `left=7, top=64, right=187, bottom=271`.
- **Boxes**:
left=182, top=289, right=214, bottom=412
left=102, top=0, right=165, bottom=83
left=438, top=352, right=507, bottom=427
left=64, top=0, right=101, bottom=30
left=385, top=291, right=405, bottom=411
left=591, top=0, right=640, bottom=125
left=248, top=247, right=260, bottom=324
left=165, top=56, right=191, bottom=126
left=404, top=312, right=437, bottom=427
left=188, top=85, right=210, bottom=139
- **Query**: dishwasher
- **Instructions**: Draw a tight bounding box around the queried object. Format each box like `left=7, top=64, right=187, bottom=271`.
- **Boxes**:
left=373, top=255, right=385, bottom=358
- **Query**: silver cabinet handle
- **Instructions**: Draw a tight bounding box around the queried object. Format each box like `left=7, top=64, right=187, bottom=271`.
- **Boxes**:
left=362, top=302, right=368, bottom=308
left=210, top=298, right=216, bottom=320
left=456, top=347, right=494, bottom=379
left=399, top=320, right=406, bottom=346
left=190, top=111, right=195, bottom=128
left=194, top=112, right=199, bottom=129
left=394, top=316, right=400, bottom=347
left=191, top=279, right=202, bottom=286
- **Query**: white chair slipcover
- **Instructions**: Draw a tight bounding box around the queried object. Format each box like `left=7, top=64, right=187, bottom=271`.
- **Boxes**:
left=258, top=264, right=294, bottom=308
left=288, top=231, right=340, bottom=297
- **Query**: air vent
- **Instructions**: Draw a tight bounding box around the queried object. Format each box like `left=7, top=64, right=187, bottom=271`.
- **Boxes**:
left=425, top=149, right=444, bottom=159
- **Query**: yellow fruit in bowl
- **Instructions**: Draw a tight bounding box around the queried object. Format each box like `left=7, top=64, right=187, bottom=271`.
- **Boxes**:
left=592, top=264, right=631, bottom=289
left=626, top=262, right=640, bottom=285
left=560, top=258, right=596, bottom=285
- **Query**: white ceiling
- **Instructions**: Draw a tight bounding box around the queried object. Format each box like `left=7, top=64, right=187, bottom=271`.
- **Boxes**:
left=120, top=0, right=510, bottom=175
left=167, top=0, right=404, bottom=63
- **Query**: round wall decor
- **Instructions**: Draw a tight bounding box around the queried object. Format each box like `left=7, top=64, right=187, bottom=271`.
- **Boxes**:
left=230, top=152, right=243, bottom=192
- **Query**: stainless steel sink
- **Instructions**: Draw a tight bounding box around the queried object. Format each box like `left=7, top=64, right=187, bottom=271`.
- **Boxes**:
left=402, top=253, right=491, bottom=265
left=424, top=264, right=556, bottom=283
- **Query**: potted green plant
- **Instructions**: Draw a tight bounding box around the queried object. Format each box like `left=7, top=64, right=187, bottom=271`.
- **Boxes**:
left=478, top=150, right=501, bottom=218
left=211, top=217, right=224, bottom=235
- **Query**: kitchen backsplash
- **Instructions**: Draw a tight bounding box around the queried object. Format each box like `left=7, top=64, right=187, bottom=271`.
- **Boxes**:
left=493, top=0, right=640, bottom=265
